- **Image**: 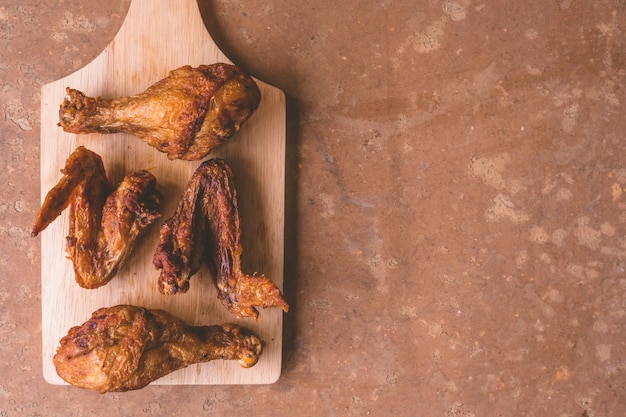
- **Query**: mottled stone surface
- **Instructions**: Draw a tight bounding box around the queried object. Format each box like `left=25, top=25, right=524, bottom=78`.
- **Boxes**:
left=1, top=0, right=625, bottom=415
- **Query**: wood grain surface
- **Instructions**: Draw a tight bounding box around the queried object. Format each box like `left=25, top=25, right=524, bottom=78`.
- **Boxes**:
left=39, top=0, right=286, bottom=385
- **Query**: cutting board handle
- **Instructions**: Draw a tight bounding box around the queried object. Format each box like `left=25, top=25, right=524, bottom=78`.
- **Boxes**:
left=118, top=0, right=219, bottom=47
left=101, top=0, right=231, bottom=93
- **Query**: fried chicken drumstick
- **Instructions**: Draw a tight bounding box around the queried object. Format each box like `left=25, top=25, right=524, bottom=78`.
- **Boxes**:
left=32, top=146, right=161, bottom=289
left=53, top=305, right=263, bottom=392
left=153, top=159, right=288, bottom=319
left=59, top=63, right=261, bottom=161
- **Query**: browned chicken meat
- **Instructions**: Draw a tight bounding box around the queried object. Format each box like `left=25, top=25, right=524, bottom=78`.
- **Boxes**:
left=153, top=158, right=288, bottom=319
left=32, top=146, right=161, bottom=289
left=59, top=63, right=261, bottom=160
left=53, top=305, right=263, bottom=392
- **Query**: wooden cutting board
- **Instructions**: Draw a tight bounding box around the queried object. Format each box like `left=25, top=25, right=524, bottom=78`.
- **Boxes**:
left=39, top=0, right=286, bottom=386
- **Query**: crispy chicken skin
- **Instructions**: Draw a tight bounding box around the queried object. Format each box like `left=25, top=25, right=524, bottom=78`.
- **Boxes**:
left=53, top=305, right=263, bottom=392
left=32, top=146, right=161, bottom=289
left=59, top=64, right=261, bottom=160
left=153, top=158, right=288, bottom=319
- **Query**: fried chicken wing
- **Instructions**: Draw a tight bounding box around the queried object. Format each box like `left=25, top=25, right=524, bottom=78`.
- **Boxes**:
left=59, top=63, right=261, bottom=160
left=32, top=146, right=161, bottom=289
left=153, top=158, right=288, bottom=319
left=53, top=305, right=263, bottom=392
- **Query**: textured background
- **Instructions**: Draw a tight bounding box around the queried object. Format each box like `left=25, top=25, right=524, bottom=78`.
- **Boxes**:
left=1, top=0, right=625, bottom=415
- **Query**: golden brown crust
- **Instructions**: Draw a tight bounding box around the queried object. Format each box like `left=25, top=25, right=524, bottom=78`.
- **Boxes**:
left=59, top=64, right=261, bottom=160
left=153, top=158, right=288, bottom=319
left=32, top=145, right=110, bottom=237
left=32, top=146, right=161, bottom=288
left=53, top=305, right=263, bottom=392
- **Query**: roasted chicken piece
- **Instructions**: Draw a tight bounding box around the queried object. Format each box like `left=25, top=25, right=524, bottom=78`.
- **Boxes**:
left=59, top=63, right=261, bottom=160
left=153, top=158, right=288, bottom=319
left=32, top=146, right=161, bottom=289
left=53, top=305, right=263, bottom=392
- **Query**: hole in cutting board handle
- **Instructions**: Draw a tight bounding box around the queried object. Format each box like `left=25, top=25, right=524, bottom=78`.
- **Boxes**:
left=196, top=0, right=286, bottom=89
left=197, top=0, right=247, bottom=66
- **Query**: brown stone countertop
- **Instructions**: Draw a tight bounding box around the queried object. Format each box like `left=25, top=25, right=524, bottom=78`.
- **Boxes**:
left=1, top=0, right=625, bottom=415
